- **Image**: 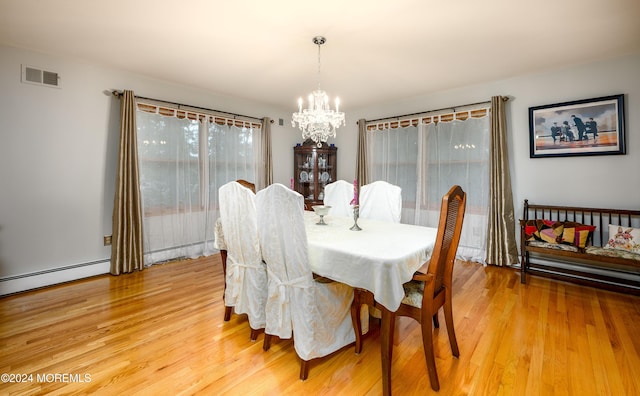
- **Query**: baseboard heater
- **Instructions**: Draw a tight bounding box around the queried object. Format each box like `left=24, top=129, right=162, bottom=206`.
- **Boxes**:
left=0, top=259, right=110, bottom=296
left=1, top=242, right=216, bottom=296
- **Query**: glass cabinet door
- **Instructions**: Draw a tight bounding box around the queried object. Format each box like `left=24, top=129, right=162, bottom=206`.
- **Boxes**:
left=294, top=140, right=337, bottom=209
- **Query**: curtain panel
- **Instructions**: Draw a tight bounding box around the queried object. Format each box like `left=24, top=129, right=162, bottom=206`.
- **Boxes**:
left=356, top=119, right=368, bottom=186
left=485, top=96, right=519, bottom=266
left=259, top=117, right=273, bottom=189
left=111, top=90, right=144, bottom=275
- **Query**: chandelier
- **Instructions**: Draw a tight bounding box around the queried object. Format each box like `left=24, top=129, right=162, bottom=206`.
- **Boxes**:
left=292, top=36, right=345, bottom=147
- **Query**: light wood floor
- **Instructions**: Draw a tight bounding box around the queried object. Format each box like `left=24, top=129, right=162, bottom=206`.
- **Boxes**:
left=1, top=255, right=639, bottom=396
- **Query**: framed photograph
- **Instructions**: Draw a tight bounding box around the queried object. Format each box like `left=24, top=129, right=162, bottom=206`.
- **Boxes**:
left=529, top=94, right=625, bottom=158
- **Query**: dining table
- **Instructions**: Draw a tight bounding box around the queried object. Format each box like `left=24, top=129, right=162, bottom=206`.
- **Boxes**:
left=214, top=210, right=438, bottom=395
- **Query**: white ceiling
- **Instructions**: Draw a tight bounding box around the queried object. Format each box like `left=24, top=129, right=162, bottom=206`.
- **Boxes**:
left=1, top=0, right=639, bottom=110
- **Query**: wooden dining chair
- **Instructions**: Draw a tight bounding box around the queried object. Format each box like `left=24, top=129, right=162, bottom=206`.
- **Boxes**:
left=400, top=185, right=465, bottom=391
left=218, top=181, right=267, bottom=341
left=352, top=185, right=466, bottom=391
left=219, top=179, right=257, bottom=320
left=235, top=179, right=256, bottom=193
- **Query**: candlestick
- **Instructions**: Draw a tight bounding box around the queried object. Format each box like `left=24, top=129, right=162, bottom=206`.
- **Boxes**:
left=350, top=205, right=362, bottom=231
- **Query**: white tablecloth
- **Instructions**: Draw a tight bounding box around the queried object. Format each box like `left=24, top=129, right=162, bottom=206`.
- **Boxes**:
left=214, top=212, right=438, bottom=312
left=304, top=211, right=437, bottom=311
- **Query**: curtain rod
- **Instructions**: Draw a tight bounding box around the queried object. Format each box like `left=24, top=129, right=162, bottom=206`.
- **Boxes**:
left=365, top=98, right=500, bottom=124
left=111, top=90, right=271, bottom=123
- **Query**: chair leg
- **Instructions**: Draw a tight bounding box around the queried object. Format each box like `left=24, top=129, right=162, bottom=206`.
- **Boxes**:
left=263, top=334, right=272, bottom=351
left=220, top=249, right=228, bottom=302
left=421, top=316, right=440, bottom=391
left=352, top=289, right=375, bottom=354
left=443, top=294, right=460, bottom=357
left=224, top=306, right=233, bottom=322
left=299, top=359, right=310, bottom=380
left=351, top=290, right=364, bottom=354
left=432, top=313, right=440, bottom=329
left=250, top=327, right=261, bottom=342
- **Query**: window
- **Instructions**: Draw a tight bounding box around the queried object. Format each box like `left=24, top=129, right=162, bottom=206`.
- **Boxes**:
left=136, top=102, right=262, bottom=264
left=137, top=111, right=200, bottom=215
left=137, top=104, right=260, bottom=215
left=366, top=109, right=490, bottom=263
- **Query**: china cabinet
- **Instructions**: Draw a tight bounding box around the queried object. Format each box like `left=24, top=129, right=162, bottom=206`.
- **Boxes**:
left=293, top=139, right=337, bottom=210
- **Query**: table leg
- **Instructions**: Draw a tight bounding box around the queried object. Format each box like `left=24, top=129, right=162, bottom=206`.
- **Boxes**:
left=380, top=305, right=395, bottom=396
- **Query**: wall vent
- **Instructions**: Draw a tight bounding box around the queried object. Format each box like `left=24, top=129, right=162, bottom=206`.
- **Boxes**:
left=21, top=64, right=61, bottom=88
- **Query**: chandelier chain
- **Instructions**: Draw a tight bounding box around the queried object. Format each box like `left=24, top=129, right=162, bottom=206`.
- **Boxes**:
left=317, top=40, right=322, bottom=89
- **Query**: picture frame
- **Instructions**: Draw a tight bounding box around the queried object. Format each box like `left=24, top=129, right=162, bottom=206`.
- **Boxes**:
left=529, top=94, right=625, bottom=158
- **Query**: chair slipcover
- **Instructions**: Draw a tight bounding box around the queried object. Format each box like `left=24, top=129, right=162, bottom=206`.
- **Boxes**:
left=256, top=183, right=355, bottom=361
left=218, top=181, right=267, bottom=330
left=323, top=180, right=354, bottom=217
left=359, top=181, right=402, bottom=223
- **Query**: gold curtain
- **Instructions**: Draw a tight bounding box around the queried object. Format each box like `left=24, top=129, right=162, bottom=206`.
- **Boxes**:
left=356, top=119, right=368, bottom=186
left=485, top=96, right=519, bottom=266
left=260, top=117, right=273, bottom=189
left=110, top=90, right=144, bottom=275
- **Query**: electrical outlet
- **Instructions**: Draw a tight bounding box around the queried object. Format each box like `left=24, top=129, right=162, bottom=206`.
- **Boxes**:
left=104, top=235, right=112, bottom=246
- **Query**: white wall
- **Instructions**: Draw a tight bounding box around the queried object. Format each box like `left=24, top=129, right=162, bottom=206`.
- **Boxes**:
left=1, top=43, right=638, bottom=294
left=0, top=45, right=298, bottom=294
left=334, top=53, right=640, bottom=215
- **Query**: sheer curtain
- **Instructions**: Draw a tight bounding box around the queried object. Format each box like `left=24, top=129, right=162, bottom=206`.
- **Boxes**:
left=367, top=110, right=490, bottom=263
left=136, top=106, right=263, bottom=265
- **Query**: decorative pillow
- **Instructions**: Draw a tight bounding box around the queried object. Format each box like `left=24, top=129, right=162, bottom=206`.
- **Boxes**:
left=560, top=222, right=596, bottom=248
left=605, top=225, right=640, bottom=254
left=520, top=219, right=563, bottom=244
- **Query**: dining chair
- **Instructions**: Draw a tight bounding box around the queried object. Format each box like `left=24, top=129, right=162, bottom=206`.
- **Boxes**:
left=359, top=180, right=402, bottom=223
left=323, top=180, right=353, bottom=216
left=235, top=179, right=256, bottom=193
left=356, top=181, right=403, bottom=329
left=352, top=185, right=465, bottom=390
left=218, top=181, right=267, bottom=341
left=255, top=183, right=356, bottom=380
left=394, top=185, right=466, bottom=391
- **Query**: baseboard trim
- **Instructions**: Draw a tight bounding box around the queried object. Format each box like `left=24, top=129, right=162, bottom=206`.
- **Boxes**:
left=0, top=259, right=110, bottom=296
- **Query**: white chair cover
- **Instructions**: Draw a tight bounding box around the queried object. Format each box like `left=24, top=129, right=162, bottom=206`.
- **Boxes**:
left=256, top=183, right=355, bottom=361
left=218, top=181, right=267, bottom=330
left=360, top=181, right=402, bottom=223
left=323, top=180, right=354, bottom=217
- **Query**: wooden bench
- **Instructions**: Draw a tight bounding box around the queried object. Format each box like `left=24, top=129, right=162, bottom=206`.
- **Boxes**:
left=520, top=200, right=640, bottom=295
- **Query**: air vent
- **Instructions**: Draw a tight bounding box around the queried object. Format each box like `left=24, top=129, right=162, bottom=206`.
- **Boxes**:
left=21, top=65, right=61, bottom=88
